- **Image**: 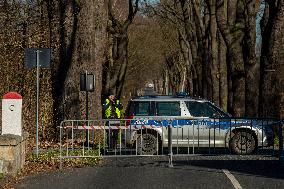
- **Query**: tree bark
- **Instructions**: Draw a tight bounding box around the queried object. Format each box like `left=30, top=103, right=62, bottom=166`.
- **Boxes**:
left=52, top=0, right=79, bottom=125
left=104, top=0, right=139, bottom=98
left=216, top=0, right=246, bottom=116
left=207, top=0, right=220, bottom=105
left=243, top=0, right=260, bottom=117
left=218, top=31, right=228, bottom=112
left=179, top=0, right=205, bottom=98
left=260, top=0, right=284, bottom=118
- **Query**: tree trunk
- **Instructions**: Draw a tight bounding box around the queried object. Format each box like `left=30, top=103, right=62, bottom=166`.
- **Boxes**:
left=179, top=0, right=205, bottom=98
left=216, top=0, right=246, bottom=116
left=104, top=0, right=139, bottom=99
left=50, top=0, right=107, bottom=124
left=243, top=0, right=260, bottom=117
left=218, top=31, right=228, bottom=112
left=178, top=31, right=192, bottom=93
left=228, top=44, right=246, bottom=117
left=260, top=0, right=284, bottom=118
left=106, top=33, right=129, bottom=98
left=208, top=0, right=220, bottom=105
left=52, top=0, right=79, bottom=126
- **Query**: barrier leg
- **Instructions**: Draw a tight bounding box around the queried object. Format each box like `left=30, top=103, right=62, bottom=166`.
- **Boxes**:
left=279, top=122, right=284, bottom=166
left=168, top=123, right=173, bottom=168
left=60, top=124, right=63, bottom=170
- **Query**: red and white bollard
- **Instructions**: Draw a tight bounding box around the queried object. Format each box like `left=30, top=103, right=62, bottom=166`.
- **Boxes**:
left=2, top=92, right=22, bottom=136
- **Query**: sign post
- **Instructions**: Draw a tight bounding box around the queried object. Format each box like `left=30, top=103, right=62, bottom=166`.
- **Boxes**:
left=80, top=71, right=95, bottom=119
left=25, top=48, right=51, bottom=157
left=80, top=71, right=95, bottom=146
left=36, top=50, right=40, bottom=157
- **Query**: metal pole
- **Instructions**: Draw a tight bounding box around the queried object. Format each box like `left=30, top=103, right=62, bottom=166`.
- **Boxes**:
left=86, top=71, right=89, bottom=121
left=86, top=93, right=89, bottom=120
left=85, top=71, right=89, bottom=146
left=279, top=121, right=284, bottom=166
left=60, top=122, right=62, bottom=170
left=279, top=121, right=283, bottom=155
left=36, top=50, right=40, bottom=157
left=168, top=121, right=173, bottom=168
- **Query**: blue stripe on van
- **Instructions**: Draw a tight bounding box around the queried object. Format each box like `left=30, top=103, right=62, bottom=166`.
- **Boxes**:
left=130, top=119, right=280, bottom=129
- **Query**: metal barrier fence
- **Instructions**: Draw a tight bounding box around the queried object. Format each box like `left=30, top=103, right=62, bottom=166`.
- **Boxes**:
left=59, top=117, right=284, bottom=168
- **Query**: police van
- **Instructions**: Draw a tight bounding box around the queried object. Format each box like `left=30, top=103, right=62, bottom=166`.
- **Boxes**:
left=124, top=94, right=274, bottom=155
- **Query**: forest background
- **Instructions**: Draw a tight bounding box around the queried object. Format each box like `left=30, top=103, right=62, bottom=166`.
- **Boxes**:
left=0, top=0, right=283, bottom=141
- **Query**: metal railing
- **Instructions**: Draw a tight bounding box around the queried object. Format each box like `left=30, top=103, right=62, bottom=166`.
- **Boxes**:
left=59, top=117, right=284, bottom=168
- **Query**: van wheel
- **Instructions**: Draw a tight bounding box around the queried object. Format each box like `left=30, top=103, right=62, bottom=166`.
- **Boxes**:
left=230, top=131, right=256, bottom=155
left=137, top=133, right=158, bottom=155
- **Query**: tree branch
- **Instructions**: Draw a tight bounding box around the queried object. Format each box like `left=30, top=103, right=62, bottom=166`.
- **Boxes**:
left=123, top=0, right=139, bottom=30
left=108, top=0, right=122, bottom=32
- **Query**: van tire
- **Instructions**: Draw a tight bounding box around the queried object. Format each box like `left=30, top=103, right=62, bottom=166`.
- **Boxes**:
left=137, top=133, right=158, bottom=155
left=230, top=131, right=256, bottom=155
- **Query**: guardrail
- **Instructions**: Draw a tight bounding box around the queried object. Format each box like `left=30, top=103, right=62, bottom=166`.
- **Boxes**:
left=59, top=117, right=283, bottom=168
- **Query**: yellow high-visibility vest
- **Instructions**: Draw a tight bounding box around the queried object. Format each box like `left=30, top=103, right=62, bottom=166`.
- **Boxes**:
left=105, top=99, right=121, bottom=118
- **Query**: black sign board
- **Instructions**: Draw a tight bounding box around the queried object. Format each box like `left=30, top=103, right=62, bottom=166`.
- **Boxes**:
left=80, top=73, right=95, bottom=92
left=25, top=48, right=51, bottom=69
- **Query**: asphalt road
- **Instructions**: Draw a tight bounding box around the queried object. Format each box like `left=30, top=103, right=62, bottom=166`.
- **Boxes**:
left=16, top=156, right=284, bottom=189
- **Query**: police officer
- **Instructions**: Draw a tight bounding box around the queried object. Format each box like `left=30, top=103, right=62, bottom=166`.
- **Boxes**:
left=103, top=92, right=123, bottom=149
left=103, top=93, right=123, bottom=119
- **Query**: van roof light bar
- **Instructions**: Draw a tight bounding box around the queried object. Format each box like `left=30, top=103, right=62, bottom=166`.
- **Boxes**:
left=175, top=92, right=188, bottom=98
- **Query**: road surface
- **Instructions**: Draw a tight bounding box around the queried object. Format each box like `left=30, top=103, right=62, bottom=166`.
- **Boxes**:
left=16, top=155, right=284, bottom=189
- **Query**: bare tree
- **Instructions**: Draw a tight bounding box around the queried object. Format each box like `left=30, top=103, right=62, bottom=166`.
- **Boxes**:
left=50, top=0, right=80, bottom=127
left=260, top=0, right=284, bottom=118
left=104, top=0, right=139, bottom=98
left=42, top=0, right=109, bottom=136
left=179, top=0, right=207, bottom=98
left=216, top=0, right=246, bottom=116
left=206, top=0, right=220, bottom=105
left=243, top=0, right=261, bottom=117
left=125, top=16, right=165, bottom=98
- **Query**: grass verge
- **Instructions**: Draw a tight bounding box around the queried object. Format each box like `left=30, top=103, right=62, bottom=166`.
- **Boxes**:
left=2, top=148, right=102, bottom=189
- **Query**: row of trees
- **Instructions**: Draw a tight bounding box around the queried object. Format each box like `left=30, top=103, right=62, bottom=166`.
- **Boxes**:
left=0, top=0, right=108, bottom=139
left=0, top=0, right=143, bottom=140
left=139, top=0, right=284, bottom=118
left=0, top=0, right=283, bottom=141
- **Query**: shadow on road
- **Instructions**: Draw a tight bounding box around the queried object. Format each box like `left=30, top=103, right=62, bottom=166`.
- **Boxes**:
left=100, top=154, right=283, bottom=181
left=172, top=158, right=284, bottom=180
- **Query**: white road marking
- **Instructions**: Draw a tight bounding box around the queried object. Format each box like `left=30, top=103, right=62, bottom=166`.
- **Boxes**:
left=222, top=169, right=242, bottom=189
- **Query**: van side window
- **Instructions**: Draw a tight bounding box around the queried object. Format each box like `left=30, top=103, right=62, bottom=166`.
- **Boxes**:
left=134, top=102, right=150, bottom=116
left=156, top=102, right=180, bottom=116
left=186, top=101, right=221, bottom=117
